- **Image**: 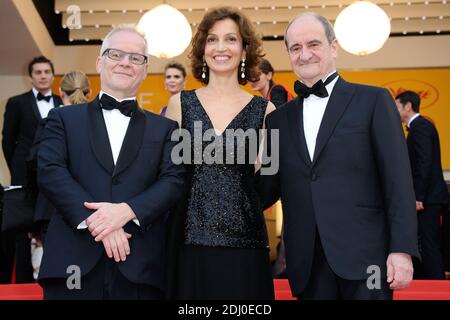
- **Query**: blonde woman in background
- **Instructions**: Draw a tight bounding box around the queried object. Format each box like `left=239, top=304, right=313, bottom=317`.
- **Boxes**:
left=59, top=70, right=92, bottom=105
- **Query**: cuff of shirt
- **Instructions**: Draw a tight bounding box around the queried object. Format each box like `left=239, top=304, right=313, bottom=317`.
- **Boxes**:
left=77, top=220, right=88, bottom=229
left=77, top=218, right=140, bottom=229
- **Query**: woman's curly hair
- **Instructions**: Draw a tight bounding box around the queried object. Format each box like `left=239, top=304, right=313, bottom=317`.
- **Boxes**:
left=190, top=6, right=264, bottom=85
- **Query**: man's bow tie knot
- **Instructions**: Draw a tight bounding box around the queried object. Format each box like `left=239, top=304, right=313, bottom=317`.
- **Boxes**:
left=100, top=94, right=136, bottom=117
left=37, top=92, right=51, bottom=102
left=294, top=72, right=338, bottom=99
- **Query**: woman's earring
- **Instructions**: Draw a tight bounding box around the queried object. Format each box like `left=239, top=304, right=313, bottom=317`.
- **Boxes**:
left=201, top=60, right=207, bottom=79
left=240, top=59, right=246, bottom=79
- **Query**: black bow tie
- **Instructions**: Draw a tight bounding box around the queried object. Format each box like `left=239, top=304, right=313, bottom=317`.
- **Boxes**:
left=294, top=72, right=338, bottom=99
left=100, top=94, right=136, bottom=117
left=37, top=92, right=52, bottom=102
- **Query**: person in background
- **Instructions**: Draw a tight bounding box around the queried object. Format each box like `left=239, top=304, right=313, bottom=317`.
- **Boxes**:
left=251, top=58, right=293, bottom=108
left=165, top=6, right=276, bottom=299
left=159, top=61, right=186, bottom=116
left=0, top=184, right=7, bottom=283
left=58, top=71, right=92, bottom=105
left=444, top=199, right=450, bottom=279
left=2, top=56, right=62, bottom=283
left=395, top=90, right=448, bottom=280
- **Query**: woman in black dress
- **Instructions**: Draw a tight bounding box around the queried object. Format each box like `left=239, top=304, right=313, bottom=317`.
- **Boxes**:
left=165, top=6, right=276, bottom=299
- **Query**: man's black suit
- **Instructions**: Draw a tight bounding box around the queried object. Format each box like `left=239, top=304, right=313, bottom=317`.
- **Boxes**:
left=26, top=118, right=56, bottom=244
left=261, top=77, right=419, bottom=298
left=1, top=90, right=61, bottom=283
left=37, top=97, right=185, bottom=298
left=2, top=90, right=62, bottom=185
left=407, top=115, right=448, bottom=279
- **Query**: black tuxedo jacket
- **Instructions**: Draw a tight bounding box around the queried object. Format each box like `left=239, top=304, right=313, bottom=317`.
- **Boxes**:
left=2, top=90, right=62, bottom=185
left=407, top=116, right=449, bottom=205
left=37, top=97, right=185, bottom=291
left=27, top=118, right=54, bottom=225
left=260, top=78, right=419, bottom=296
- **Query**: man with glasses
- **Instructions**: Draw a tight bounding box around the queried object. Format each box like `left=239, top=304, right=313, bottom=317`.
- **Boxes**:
left=37, top=25, right=185, bottom=299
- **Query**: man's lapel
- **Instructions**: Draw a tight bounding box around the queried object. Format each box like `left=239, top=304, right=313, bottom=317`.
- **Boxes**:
left=312, top=78, right=355, bottom=166
left=113, top=106, right=146, bottom=178
left=28, top=91, right=62, bottom=120
left=87, top=96, right=115, bottom=175
left=287, top=97, right=312, bottom=167
left=27, top=90, right=42, bottom=120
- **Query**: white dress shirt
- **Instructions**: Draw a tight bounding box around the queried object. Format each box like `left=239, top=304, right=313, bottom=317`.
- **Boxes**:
left=303, top=71, right=339, bottom=161
left=99, top=91, right=133, bottom=165
left=77, top=91, right=139, bottom=229
left=32, top=87, right=55, bottom=118
left=407, top=113, right=420, bottom=128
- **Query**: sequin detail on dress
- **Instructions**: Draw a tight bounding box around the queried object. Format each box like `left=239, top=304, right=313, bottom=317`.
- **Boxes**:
left=181, top=90, right=269, bottom=249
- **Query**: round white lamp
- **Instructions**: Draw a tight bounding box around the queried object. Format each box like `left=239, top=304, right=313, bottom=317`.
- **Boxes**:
left=137, top=4, right=192, bottom=59
left=334, top=1, right=391, bottom=56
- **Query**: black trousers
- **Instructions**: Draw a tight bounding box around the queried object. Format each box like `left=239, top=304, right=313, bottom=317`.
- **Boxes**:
left=0, top=231, right=34, bottom=283
left=416, top=205, right=445, bottom=279
left=15, top=232, right=34, bottom=283
left=443, top=207, right=450, bottom=273
left=43, top=254, right=164, bottom=300
left=0, top=230, right=15, bottom=283
left=299, top=233, right=393, bottom=300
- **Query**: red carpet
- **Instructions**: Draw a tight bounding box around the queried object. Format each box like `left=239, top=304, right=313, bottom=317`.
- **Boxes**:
left=273, top=279, right=450, bottom=300
left=393, top=280, right=450, bottom=300
left=0, top=283, right=43, bottom=300
left=0, top=280, right=449, bottom=300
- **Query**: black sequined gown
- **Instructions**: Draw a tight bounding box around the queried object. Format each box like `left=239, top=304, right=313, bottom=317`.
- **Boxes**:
left=175, top=90, right=274, bottom=300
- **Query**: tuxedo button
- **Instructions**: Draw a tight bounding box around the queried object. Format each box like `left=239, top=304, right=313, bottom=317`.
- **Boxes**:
left=112, top=178, right=119, bottom=185
left=310, top=172, right=318, bottom=181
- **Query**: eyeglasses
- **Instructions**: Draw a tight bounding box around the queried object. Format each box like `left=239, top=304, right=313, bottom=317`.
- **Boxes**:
left=102, top=48, right=148, bottom=65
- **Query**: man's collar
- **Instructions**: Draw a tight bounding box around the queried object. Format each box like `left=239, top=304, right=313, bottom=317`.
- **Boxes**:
left=300, top=70, right=338, bottom=86
left=99, top=90, right=136, bottom=102
left=32, top=87, right=52, bottom=98
left=407, top=113, right=420, bottom=128
left=323, top=70, right=337, bottom=83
